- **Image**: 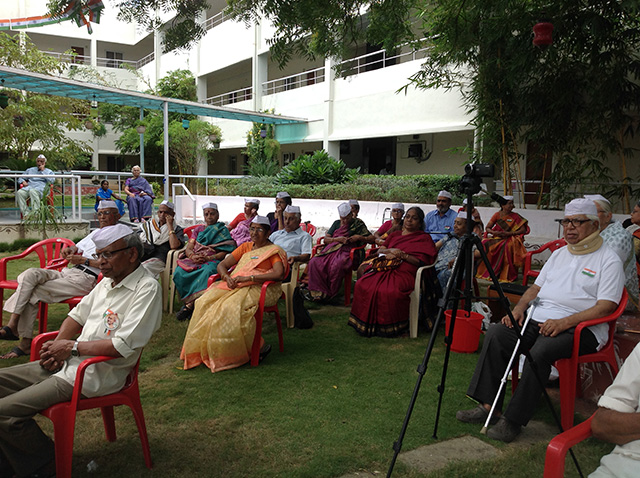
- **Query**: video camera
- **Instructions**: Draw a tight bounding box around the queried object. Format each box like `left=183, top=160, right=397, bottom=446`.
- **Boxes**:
left=459, top=163, right=495, bottom=196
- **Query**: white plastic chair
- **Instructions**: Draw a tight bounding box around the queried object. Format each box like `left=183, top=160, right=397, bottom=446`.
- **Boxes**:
left=408, top=263, right=435, bottom=338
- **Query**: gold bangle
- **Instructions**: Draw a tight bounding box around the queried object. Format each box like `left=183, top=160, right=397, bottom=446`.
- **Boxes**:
left=251, top=275, right=255, bottom=282
left=169, top=231, right=176, bottom=235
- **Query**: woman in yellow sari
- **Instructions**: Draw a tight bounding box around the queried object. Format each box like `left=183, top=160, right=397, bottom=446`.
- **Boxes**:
left=476, top=195, right=528, bottom=282
left=181, top=216, right=288, bottom=372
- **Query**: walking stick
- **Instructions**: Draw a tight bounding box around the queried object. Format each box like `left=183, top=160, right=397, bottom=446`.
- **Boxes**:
left=480, top=298, right=539, bottom=434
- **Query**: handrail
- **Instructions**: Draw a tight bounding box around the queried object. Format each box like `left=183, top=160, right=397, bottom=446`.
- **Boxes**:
left=172, top=183, right=197, bottom=226
left=262, top=67, right=325, bottom=95
left=0, top=173, right=82, bottom=221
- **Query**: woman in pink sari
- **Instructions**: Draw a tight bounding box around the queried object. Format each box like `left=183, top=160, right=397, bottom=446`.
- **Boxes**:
left=348, top=207, right=436, bottom=337
left=476, top=196, right=528, bottom=282
left=229, top=198, right=259, bottom=246
left=305, top=202, right=371, bottom=301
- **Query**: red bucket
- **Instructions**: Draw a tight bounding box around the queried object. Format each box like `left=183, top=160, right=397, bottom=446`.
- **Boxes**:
left=444, top=310, right=483, bottom=353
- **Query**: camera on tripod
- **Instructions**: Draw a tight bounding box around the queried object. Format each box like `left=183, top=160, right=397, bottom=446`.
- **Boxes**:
left=459, top=163, right=494, bottom=195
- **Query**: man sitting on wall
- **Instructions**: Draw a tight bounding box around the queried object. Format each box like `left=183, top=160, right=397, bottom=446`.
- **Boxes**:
left=0, top=201, right=121, bottom=359
left=456, top=198, right=624, bottom=443
left=0, top=224, right=162, bottom=478
left=139, top=200, right=185, bottom=279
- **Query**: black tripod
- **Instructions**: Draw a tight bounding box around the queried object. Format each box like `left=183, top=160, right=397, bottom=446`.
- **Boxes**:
left=386, top=175, right=585, bottom=477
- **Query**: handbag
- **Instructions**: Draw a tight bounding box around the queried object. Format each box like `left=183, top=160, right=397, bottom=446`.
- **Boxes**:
left=369, top=255, right=403, bottom=272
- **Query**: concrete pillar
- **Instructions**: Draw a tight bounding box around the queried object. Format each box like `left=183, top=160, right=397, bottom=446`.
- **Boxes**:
left=322, top=58, right=336, bottom=155
left=252, top=24, right=267, bottom=112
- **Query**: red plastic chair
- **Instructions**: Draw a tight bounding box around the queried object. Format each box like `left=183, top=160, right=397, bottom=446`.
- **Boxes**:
left=0, top=238, right=75, bottom=329
left=30, top=331, right=152, bottom=478
left=19, top=183, right=55, bottom=219
left=207, top=274, right=284, bottom=366
left=300, top=222, right=316, bottom=237
left=512, top=289, right=627, bottom=431
left=544, top=413, right=594, bottom=478
left=522, top=238, right=567, bottom=286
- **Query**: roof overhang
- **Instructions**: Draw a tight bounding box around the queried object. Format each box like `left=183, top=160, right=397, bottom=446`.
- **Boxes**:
left=0, top=65, right=306, bottom=125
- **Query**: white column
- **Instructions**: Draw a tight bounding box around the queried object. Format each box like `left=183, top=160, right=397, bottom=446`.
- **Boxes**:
left=323, top=58, right=339, bottom=158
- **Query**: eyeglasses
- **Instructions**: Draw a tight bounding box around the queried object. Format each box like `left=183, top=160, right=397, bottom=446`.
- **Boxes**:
left=92, top=246, right=131, bottom=260
left=97, top=211, right=115, bottom=217
left=555, top=218, right=592, bottom=228
left=249, top=227, right=266, bottom=233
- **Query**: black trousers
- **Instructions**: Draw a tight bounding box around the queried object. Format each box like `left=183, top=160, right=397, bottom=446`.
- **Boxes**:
left=466, top=321, right=597, bottom=426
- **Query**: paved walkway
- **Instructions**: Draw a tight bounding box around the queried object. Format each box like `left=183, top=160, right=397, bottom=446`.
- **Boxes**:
left=337, top=420, right=559, bottom=478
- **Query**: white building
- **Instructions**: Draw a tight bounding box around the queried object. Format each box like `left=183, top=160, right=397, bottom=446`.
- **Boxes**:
left=2, top=0, right=638, bottom=210
left=1, top=0, right=475, bottom=178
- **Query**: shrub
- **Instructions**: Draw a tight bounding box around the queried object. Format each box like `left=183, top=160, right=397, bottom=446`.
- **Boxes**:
left=277, top=150, right=359, bottom=184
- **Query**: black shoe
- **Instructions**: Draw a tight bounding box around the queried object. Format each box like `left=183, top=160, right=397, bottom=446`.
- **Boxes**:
left=176, top=305, right=194, bottom=322
left=259, top=344, right=272, bottom=362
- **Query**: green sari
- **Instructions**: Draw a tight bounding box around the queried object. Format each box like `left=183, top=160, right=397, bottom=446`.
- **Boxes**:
left=172, top=222, right=236, bottom=303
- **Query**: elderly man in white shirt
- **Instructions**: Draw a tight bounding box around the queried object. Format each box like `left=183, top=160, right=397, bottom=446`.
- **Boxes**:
left=456, top=198, right=624, bottom=443
left=269, top=205, right=313, bottom=266
left=0, top=224, right=162, bottom=478
left=0, top=201, right=121, bottom=359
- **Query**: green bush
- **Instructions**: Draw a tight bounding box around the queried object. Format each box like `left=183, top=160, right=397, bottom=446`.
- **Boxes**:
left=277, top=150, right=359, bottom=184
left=206, top=173, right=496, bottom=205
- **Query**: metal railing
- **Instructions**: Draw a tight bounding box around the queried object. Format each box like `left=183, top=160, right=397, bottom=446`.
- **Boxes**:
left=42, top=51, right=153, bottom=70
left=204, top=87, right=253, bottom=106
left=0, top=173, right=83, bottom=221
left=172, top=183, right=197, bottom=225
left=337, top=46, right=430, bottom=77
left=201, top=10, right=231, bottom=31
left=262, top=67, right=325, bottom=95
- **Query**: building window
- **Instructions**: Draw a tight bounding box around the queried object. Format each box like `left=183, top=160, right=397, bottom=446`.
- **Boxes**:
left=106, top=51, right=123, bottom=68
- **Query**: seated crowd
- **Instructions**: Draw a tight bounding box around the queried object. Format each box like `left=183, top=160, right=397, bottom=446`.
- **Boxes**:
left=3, top=189, right=640, bottom=475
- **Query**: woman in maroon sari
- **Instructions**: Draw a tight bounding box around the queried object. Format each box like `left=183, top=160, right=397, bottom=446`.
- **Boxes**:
left=348, top=207, right=436, bottom=337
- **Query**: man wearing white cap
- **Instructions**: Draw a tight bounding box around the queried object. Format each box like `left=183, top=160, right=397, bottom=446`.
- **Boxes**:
left=457, top=198, right=624, bottom=443
left=16, top=154, right=55, bottom=216
left=0, top=201, right=121, bottom=359
left=425, top=190, right=457, bottom=241
left=267, top=192, right=292, bottom=232
left=138, top=200, right=185, bottom=279
left=270, top=205, right=313, bottom=265
left=0, top=224, right=162, bottom=478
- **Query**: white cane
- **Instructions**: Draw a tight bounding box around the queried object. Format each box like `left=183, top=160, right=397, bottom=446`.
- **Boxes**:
left=480, top=298, right=539, bottom=434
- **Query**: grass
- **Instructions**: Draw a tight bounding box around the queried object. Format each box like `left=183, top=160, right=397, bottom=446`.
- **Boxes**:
left=0, top=253, right=614, bottom=478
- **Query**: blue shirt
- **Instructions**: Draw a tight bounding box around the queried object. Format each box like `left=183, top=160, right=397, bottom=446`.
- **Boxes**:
left=270, top=227, right=313, bottom=259
left=424, top=208, right=457, bottom=242
left=18, top=166, right=54, bottom=192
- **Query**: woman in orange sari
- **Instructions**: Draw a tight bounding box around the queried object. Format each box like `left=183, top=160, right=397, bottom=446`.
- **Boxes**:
left=181, top=216, right=288, bottom=372
left=476, top=196, right=528, bottom=282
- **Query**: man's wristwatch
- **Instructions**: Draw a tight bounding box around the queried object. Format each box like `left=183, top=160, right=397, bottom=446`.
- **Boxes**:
left=71, top=341, right=80, bottom=357
left=84, top=258, right=91, bottom=267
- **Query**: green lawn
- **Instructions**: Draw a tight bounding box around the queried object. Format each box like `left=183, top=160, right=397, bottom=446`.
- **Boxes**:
left=0, top=254, right=613, bottom=477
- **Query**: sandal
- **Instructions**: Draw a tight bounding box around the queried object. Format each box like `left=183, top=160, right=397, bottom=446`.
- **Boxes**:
left=0, top=346, right=28, bottom=359
left=176, top=305, right=194, bottom=322
left=0, top=326, right=19, bottom=341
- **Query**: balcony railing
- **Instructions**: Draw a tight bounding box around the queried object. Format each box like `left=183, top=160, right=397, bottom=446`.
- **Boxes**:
left=204, top=87, right=253, bottom=106
left=337, top=46, right=430, bottom=77
left=262, top=67, right=325, bottom=95
left=201, top=10, right=231, bottom=31
left=43, top=51, right=151, bottom=70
